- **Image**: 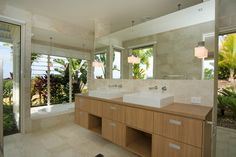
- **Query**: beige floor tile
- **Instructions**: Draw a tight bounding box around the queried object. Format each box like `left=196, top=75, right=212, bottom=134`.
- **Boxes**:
left=4, top=123, right=139, bottom=157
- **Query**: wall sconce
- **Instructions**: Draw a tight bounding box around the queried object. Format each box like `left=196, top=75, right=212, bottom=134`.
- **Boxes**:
left=92, top=60, right=104, bottom=67
left=194, top=41, right=208, bottom=59
left=128, top=55, right=141, bottom=64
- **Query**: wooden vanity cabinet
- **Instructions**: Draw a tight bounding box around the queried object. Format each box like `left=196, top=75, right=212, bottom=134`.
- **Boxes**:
left=75, top=109, right=89, bottom=129
left=126, top=107, right=154, bottom=133
left=102, top=102, right=125, bottom=123
left=75, top=97, right=102, bottom=117
left=102, top=118, right=125, bottom=146
left=75, top=95, right=212, bottom=157
left=153, top=135, right=201, bottom=157
left=154, top=112, right=203, bottom=147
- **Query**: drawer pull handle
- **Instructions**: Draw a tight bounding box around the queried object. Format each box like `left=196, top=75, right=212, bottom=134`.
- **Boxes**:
left=169, top=143, right=181, bottom=150
left=110, top=123, right=116, bottom=127
left=169, top=119, right=182, bottom=126
left=110, top=106, right=116, bottom=110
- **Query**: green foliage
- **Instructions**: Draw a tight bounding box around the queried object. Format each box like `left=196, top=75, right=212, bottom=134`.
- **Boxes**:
left=31, top=76, right=47, bottom=106
left=218, top=87, right=236, bottom=118
left=3, top=80, right=13, bottom=105
left=50, top=74, right=69, bottom=104
left=219, top=34, right=236, bottom=80
left=204, top=68, right=214, bottom=80
left=3, top=105, right=18, bottom=136
left=31, top=52, right=40, bottom=64
left=132, top=47, right=153, bottom=79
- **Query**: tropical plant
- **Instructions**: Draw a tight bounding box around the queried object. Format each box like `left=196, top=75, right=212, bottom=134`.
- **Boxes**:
left=218, top=87, right=236, bottom=118
left=3, top=80, right=13, bottom=105
left=31, top=75, right=47, bottom=105
left=219, top=34, right=236, bottom=82
left=132, top=47, right=153, bottom=79
left=204, top=68, right=214, bottom=80
left=53, top=58, right=88, bottom=99
left=31, top=52, right=40, bottom=64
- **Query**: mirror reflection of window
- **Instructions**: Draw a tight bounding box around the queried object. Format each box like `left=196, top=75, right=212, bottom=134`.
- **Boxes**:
left=112, top=50, right=121, bottom=79
left=131, top=46, right=154, bottom=79
left=203, top=59, right=214, bottom=80
left=94, top=53, right=106, bottom=79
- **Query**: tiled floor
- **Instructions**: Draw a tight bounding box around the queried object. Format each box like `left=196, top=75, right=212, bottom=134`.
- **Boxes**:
left=216, top=126, right=236, bottom=157
left=4, top=122, right=138, bottom=157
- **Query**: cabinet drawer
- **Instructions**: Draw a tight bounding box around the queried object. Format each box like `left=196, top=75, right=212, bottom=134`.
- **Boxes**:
left=77, top=97, right=91, bottom=112
left=102, top=118, right=125, bottom=147
left=75, top=109, right=89, bottom=129
left=103, top=102, right=125, bottom=122
left=90, top=99, right=102, bottom=117
left=126, top=107, right=153, bottom=133
left=154, top=113, right=203, bottom=147
left=77, top=98, right=102, bottom=116
left=153, top=135, right=201, bottom=157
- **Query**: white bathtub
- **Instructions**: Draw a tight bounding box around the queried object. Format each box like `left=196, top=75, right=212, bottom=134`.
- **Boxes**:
left=31, top=103, right=75, bottom=131
left=31, top=103, right=74, bottom=119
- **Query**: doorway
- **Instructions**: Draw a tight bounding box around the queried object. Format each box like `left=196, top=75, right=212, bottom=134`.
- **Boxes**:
left=0, top=21, right=21, bottom=139
left=216, top=32, right=236, bottom=157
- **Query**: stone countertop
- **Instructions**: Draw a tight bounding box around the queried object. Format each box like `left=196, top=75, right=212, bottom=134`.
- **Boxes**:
left=75, top=93, right=212, bottom=121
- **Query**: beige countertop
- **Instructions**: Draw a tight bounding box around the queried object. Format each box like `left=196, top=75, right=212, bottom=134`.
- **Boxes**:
left=75, top=94, right=212, bottom=121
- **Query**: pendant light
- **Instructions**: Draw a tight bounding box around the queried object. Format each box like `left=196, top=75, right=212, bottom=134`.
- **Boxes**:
left=194, top=41, right=208, bottom=59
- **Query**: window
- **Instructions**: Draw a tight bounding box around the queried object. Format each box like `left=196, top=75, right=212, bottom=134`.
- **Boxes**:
left=112, top=49, right=121, bottom=79
left=131, top=46, right=154, bottom=79
left=31, top=53, right=88, bottom=107
left=94, top=53, right=106, bottom=79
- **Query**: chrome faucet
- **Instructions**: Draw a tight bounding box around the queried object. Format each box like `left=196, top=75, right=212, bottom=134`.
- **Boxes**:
left=161, top=86, right=167, bottom=92
left=108, top=84, right=117, bottom=88
left=108, top=84, right=122, bottom=88
left=149, top=85, right=158, bottom=90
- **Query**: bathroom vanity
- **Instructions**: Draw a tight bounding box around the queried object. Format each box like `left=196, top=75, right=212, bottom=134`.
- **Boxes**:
left=75, top=94, right=212, bottom=157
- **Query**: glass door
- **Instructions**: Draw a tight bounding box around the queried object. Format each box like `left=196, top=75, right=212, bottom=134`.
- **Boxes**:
left=216, top=33, right=236, bottom=157
left=0, top=21, right=21, bottom=137
left=0, top=59, right=3, bottom=157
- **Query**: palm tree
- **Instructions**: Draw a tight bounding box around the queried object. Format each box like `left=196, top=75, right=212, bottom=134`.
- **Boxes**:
left=219, top=34, right=236, bottom=82
left=53, top=58, right=88, bottom=96
left=132, top=47, right=153, bottom=79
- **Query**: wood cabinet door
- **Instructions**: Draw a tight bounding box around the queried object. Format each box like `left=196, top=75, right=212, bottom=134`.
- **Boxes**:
left=78, top=97, right=91, bottom=112
left=78, top=110, right=89, bottom=129
left=102, top=118, right=113, bottom=142
left=153, top=135, right=201, bottom=157
left=75, top=108, right=80, bottom=124
left=126, top=107, right=154, bottom=133
left=90, top=100, right=103, bottom=117
left=113, top=104, right=125, bottom=123
left=102, top=102, right=113, bottom=120
left=113, top=121, right=125, bottom=147
left=154, top=112, right=203, bottom=147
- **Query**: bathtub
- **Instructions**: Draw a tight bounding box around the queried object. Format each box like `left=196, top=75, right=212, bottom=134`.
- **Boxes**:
left=31, top=103, right=75, bottom=131
left=31, top=103, right=74, bottom=119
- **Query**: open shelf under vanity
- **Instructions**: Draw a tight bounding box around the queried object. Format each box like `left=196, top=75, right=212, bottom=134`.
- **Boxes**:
left=126, top=126, right=152, bottom=157
left=88, top=114, right=102, bottom=135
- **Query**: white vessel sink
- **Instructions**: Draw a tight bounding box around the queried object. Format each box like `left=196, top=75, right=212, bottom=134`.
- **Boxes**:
left=123, top=91, right=174, bottom=108
left=89, top=89, right=125, bottom=99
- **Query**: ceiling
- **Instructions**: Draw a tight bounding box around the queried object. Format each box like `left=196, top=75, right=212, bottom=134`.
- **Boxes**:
left=4, top=0, right=203, bottom=50
left=5, top=0, right=202, bottom=33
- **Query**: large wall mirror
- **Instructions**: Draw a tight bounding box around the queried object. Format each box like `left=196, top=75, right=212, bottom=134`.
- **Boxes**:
left=93, top=0, right=215, bottom=80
